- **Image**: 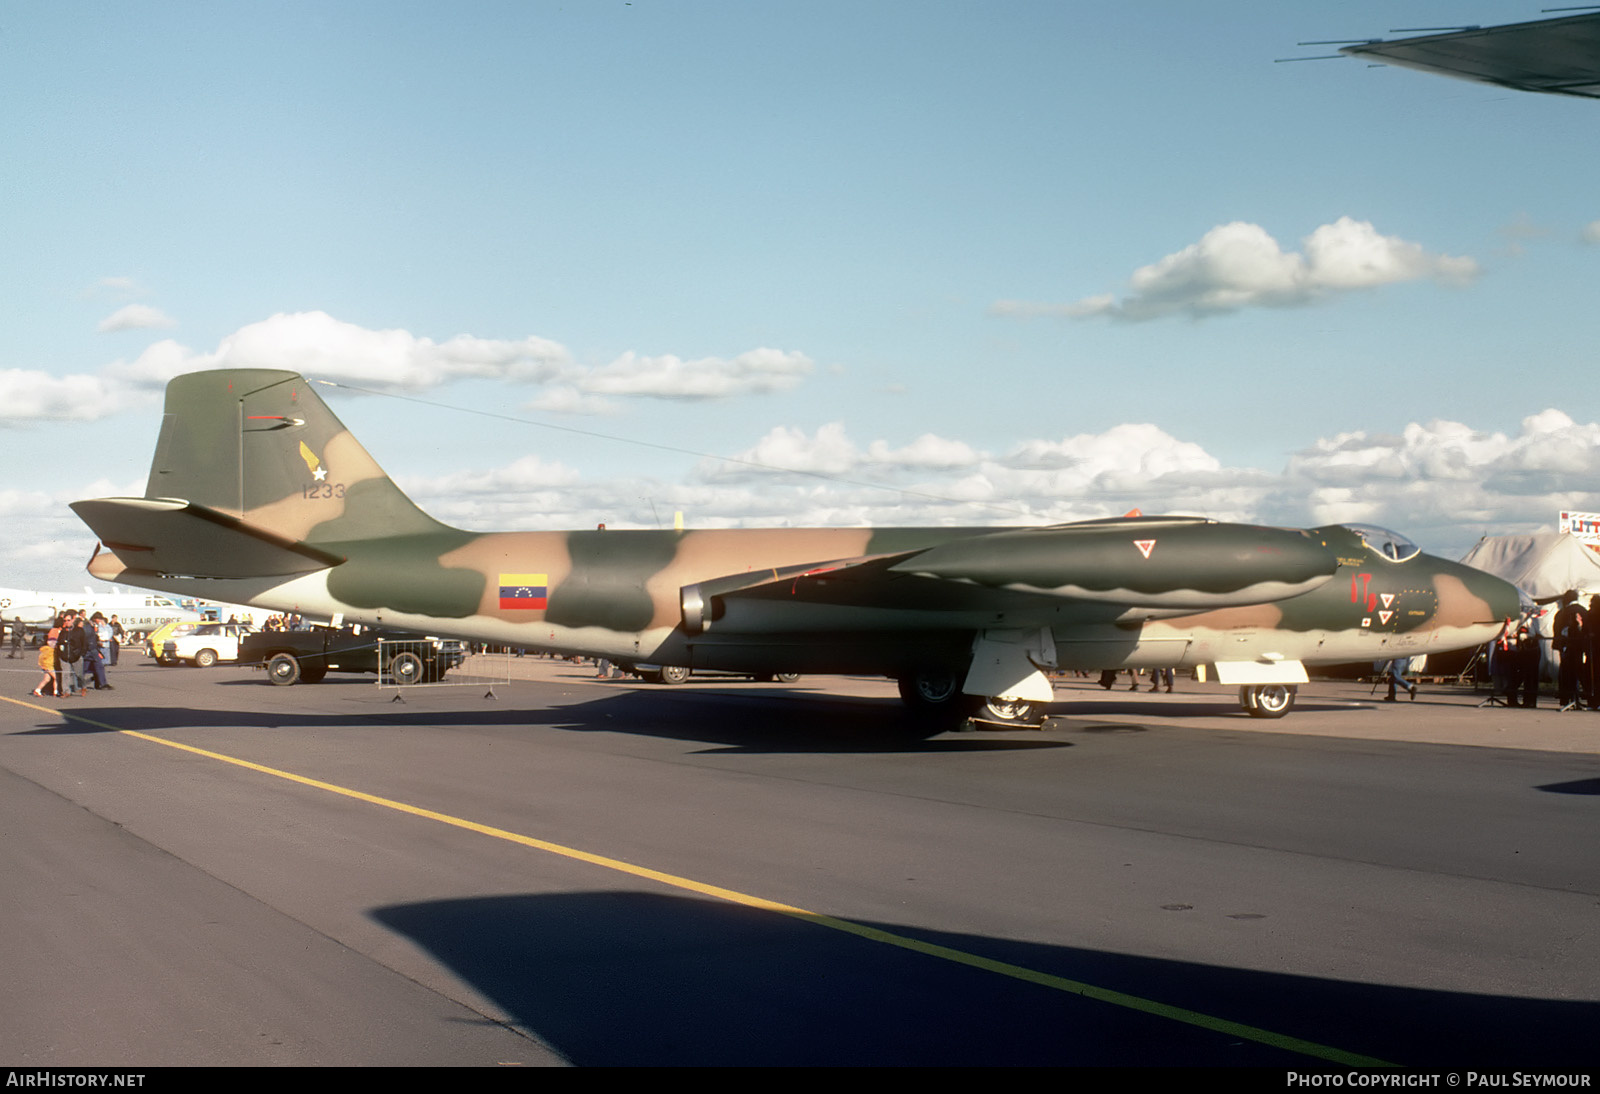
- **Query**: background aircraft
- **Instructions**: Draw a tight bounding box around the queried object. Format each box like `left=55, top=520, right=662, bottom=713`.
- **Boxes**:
left=0, top=585, right=201, bottom=635
left=70, top=370, right=1519, bottom=727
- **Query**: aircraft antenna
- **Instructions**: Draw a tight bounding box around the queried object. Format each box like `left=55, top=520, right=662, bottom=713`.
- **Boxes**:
left=312, top=379, right=1044, bottom=521
left=1276, top=39, right=1381, bottom=63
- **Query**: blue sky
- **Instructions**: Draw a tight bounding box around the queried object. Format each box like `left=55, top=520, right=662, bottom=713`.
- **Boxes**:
left=4, top=1, right=1599, bottom=589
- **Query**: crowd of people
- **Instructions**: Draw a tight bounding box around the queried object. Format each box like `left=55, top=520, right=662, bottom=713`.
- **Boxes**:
left=29, top=610, right=124, bottom=699
left=254, top=614, right=305, bottom=632
left=1488, top=589, right=1600, bottom=710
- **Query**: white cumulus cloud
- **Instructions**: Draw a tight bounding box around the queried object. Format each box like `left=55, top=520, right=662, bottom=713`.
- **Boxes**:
left=995, top=218, right=1479, bottom=321
left=574, top=347, right=813, bottom=401
left=215, top=312, right=572, bottom=389
left=698, top=424, right=982, bottom=483
left=96, top=304, right=177, bottom=333
left=18, top=312, right=814, bottom=425
left=0, top=369, right=129, bottom=423
left=705, top=422, right=864, bottom=479
left=864, top=434, right=980, bottom=469
left=98, top=311, right=572, bottom=394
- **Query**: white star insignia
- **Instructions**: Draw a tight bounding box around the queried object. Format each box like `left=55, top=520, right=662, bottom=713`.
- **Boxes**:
left=313, top=465, right=327, bottom=481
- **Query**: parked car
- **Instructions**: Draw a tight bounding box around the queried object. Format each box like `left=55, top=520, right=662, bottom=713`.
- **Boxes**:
left=157, top=622, right=253, bottom=667
left=241, top=624, right=461, bottom=685
left=144, top=619, right=195, bottom=657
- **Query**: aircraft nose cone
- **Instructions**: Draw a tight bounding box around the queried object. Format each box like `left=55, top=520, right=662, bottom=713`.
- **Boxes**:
left=1436, top=559, right=1523, bottom=638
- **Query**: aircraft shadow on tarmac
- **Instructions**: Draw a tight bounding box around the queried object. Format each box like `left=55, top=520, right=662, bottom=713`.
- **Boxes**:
left=9, top=690, right=1074, bottom=755
left=370, top=890, right=1597, bottom=1067
left=12, top=679, right=1399, bottom=754
left=1536, top=777, right=1600, bottom=795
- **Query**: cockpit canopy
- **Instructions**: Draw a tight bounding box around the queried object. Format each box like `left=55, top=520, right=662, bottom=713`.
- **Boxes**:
left=1342, top=524, right=1420, bottom=563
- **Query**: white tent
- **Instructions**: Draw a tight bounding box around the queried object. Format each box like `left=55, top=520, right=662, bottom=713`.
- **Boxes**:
left=1459, top=533, right=1600, bottom=602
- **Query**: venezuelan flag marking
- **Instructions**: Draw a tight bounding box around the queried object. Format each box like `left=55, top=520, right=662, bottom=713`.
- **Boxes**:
left=498, top=572, right=548, bottom=610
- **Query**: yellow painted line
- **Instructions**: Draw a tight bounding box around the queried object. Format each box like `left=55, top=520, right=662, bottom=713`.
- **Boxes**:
left=1, top=695, right=1390, bottom=1066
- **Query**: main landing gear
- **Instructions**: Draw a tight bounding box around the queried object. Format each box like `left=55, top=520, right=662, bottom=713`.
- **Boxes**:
left=1239, top=684, right=1296, bottom=719
left=896, top=666, right=1047, bottom=733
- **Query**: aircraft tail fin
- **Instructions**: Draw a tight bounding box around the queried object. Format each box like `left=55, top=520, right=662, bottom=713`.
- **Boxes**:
left=143, top=369, right=448, bottom=545
left=73, top=369, right=451, bottom=579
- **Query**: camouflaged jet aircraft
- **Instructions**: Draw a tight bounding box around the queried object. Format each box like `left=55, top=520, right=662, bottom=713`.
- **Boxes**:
left=70, top=369, right=1519, bottom=728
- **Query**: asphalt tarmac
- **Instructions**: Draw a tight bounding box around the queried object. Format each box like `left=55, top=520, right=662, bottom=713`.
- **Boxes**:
left=0, top=655, right=1595, bottom=1067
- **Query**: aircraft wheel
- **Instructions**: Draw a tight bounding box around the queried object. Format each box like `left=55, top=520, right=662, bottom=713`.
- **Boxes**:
left=978, top=697, right=1041, bottom=726
left=266, top=653, right=301, bottom=686
left=195, top=648, right=217, bottom=668
left=897, top=665, right=980, bottom=731
left=898, top=665, right=964, bottom=710
left=658, top=664, right=691, bottom=685
left=389, top=651, right=425, bottom=686
left=1243, top=684, right=1296, bottom=719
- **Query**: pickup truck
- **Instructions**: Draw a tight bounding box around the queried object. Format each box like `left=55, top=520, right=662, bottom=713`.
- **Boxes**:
left=157, top=623, right=253, bottom=667
left=240, top=625, right=464, bottom=685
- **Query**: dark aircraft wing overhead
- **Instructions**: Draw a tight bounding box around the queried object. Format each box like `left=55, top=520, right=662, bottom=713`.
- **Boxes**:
left=71, top=497, right=347, bottom=578
left=1341, top=13, right=1600, bottom=99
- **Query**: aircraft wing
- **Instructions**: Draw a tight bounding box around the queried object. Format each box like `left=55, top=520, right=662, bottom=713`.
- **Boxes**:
left=1341, top=13, right=1600, bottom=99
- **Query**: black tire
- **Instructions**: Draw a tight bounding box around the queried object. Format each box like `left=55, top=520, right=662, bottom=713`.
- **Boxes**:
left=658, top=664, right=690, bottom=685
left=265, top=653, right=301, bottom=686
left=388, top=651, right=425, bottom=686
left=195, top=648, right=218, bottom=668
left=774, top=672, right=801, bottom=684
left=896, top=665, right=980, bottom=735
left=898, top=665, right=965, bottom=711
